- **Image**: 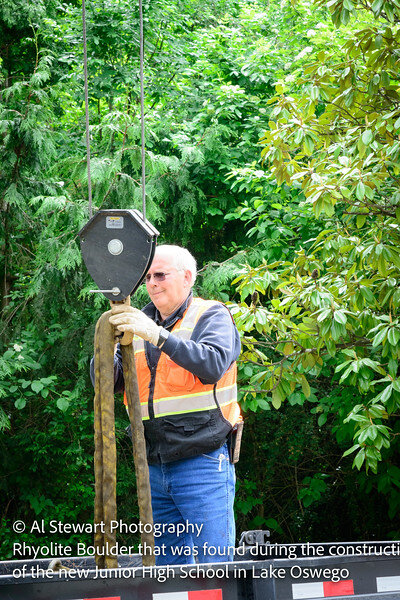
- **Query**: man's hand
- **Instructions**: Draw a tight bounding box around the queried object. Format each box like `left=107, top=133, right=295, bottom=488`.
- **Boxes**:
left=109, top=304, right=161, bottom=346
left=110, top=297, right=133, bottom=345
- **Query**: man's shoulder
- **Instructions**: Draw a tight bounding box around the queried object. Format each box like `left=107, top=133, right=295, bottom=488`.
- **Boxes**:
left=192, top=296, right=222, bottom=309
left=192, top=296, right=228, bottom=308
left=193, top=297, right=230, bottom=313
left=192, top=297, right=236, bottom=328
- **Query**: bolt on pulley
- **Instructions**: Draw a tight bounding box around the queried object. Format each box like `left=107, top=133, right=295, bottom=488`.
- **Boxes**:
left=79, top=209, right=159, bottom=301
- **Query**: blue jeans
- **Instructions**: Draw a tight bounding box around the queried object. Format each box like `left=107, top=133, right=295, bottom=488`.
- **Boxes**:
left=148, top=443, right=236, bottom=565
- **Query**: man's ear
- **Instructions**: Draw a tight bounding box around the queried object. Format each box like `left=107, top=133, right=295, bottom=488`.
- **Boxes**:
left=183, top=269, right=193, bottom=288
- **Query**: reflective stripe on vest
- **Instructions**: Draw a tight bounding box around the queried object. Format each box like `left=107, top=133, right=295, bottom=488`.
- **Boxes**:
left=125, top=298, right=239, bottom=422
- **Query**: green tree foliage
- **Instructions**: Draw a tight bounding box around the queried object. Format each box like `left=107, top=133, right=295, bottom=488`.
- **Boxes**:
left=2, top=0, right=400, bottom=559
left=228, top=0, right=400, bottom=522
left=0, top=0, right=291, bottom=557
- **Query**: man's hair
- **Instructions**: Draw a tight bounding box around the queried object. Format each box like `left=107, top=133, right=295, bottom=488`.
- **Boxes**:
left=156, top=245, right=197, bottom=286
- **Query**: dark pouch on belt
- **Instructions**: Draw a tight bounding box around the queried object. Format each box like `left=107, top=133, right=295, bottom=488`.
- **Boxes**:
left=229, top=419, right=244, bottom=464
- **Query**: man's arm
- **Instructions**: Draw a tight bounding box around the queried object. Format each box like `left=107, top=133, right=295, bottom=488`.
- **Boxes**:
left=160, top=304, right=240, bottom=384
left=105, top=302, right=240, bottom=386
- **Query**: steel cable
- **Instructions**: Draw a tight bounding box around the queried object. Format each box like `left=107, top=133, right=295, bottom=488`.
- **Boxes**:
left=84, top=0, right=154, bottom=568
left=81, top=0, right=93, bottom=219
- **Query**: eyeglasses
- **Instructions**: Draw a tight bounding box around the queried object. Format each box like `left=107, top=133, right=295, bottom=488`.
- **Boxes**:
left=145, top=272, right=171, bottom=283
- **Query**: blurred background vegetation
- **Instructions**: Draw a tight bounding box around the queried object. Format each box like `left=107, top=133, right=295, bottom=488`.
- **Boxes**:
left=1, top=0, right=400, bottom=559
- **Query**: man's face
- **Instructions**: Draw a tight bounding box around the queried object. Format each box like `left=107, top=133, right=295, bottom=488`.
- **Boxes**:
left=145, top=250, right=191, bottom=318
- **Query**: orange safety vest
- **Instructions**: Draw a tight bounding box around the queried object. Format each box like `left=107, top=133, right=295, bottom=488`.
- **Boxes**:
left=124, top=297, right=241, bottom=426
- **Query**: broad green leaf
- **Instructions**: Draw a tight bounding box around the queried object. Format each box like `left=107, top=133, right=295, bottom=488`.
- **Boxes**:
left=362, top=130, right=373, bottom=145
left=31, top=381, right=44, bottom=393
left=356, top=181, right=365, bottom=200
left=357, top=215, right=366, bottom=228
left=372, top=327, right=388, bottom=347
left=343, top=444, right=359, bottom=457
left=271, top=390, right=282, bottom=409
left=57, top=398, right=70, bottom=411
left=14, top=398, right=27, bottom=410
left=388, top=328, right=400, bottom=346
left=301, top=375, right=311, bottom=398
left=334, top=310, right=347, bottom=325
left=353, top=449, right=365, bottom=470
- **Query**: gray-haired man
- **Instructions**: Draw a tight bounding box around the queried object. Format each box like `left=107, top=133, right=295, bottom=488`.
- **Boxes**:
left=109, top=245, right=241, bottom=565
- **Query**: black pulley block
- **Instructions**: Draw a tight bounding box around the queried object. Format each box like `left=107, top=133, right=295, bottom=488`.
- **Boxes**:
left=79, top=209, right=159, bottom=301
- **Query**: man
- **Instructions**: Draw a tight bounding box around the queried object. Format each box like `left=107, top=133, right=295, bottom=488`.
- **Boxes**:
left=108, top=244, right=241, bottom=565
